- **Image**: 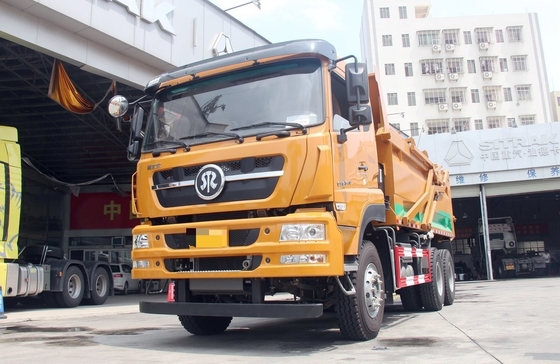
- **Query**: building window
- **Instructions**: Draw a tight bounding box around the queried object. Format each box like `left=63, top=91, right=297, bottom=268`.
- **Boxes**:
left=382, top=35, right=393, bottom=46
left=480, top=56, right=497, bottom=72
left=426, top=119, right=449, bottom=134
left=442, top=29, right=459, bottom=45
left=446, top=58, right=464, bottom=73
left=467, top=60, right=476, bottom=73
left=463, top=31, right=472, bottom=44
left=483, top=86, right=501, bottom=102
left=407, top=92, right=416, bottom=106
left=499, top=58, right=508, bottom=72
left=516, top=85, right=532, bottom=101
left=453, top=118, right=470, bottom=132
left=512, top=55, right=528, bottom=71
left=507, top=26, right=523, bottom=42
left=474, top=119, right=483, bottom=130
left=385, top=63, right=396, bottom=75
left=471, top=89, right=480, bottom=103
left=387, top=93, right=398, bottom=105
left=450, top=88, right=467, bottom=103
left=404, top=63, right=413, bottom=77
left=495, top=29, right=504, bottom=43
left=423, top=88, right=447, bottom=104
left=557, top=96, right=560, bottom=106
left=487, top=116, right=504, bottom=129
left=410, top=122, right=419, bottom=136
left=418, top=30, right=440, bottom=46
left=420, top=59, right=444, bottom=74
left=520, top=115, right=536, bottom=125
left=402, top=34, right=411, bottom=47
left=399, top=6, right=407, bottom=19
left=475, top=27, right=492, bottom=43
left=503, top=87, right=513, bottom=102
left=507, top=118, right=517, bottom=128
left=380, top=7, right=390, bottom=18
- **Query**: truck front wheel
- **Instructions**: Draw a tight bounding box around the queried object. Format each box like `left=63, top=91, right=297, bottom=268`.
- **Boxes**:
left=335, top=241, right=385, bottom=341
left=55, top=266, right=85, bottom=308
left=178, top=315, right=232, bottom=335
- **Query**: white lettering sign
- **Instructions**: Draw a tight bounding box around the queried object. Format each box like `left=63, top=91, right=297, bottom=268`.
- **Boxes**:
left=479, top=134, right=558, bottom=151
left=106, top=0, right=175, bottom=35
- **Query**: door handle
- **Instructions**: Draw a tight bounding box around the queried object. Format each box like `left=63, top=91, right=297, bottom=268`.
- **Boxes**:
left=358, top=165, right=368, bottom=171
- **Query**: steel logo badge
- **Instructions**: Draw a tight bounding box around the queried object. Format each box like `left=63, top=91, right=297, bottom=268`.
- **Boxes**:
left=195, top=164, right=225, bottom=200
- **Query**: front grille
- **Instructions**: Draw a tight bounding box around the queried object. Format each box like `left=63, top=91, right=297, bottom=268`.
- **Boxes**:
left=164, top=256, right=263, bottom=272
left=165, top=228, right=260, bottom=249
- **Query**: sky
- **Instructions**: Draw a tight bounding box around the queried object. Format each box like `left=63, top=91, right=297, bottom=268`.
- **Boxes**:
left=209, top=0, right=560, bottom=90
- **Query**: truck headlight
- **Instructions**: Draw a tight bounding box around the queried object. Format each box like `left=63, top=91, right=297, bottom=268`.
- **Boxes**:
left=133, top=234, right=149, bottom=249
left=280, top=224, right=325, bottom=241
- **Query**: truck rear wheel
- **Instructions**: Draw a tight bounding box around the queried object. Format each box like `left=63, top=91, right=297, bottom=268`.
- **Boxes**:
left=83, top=267, right=110, bottom=305
left=55, top=266, right=85, bottom=308
left=440, top=249, right=455, bottom=306
left=335, top=241, right=385, bottom=341
left=399, top=286, right=423, bottom=311
left=420, top=247, right=444, bottom=311
left=178, top=315, right=232, bottom=336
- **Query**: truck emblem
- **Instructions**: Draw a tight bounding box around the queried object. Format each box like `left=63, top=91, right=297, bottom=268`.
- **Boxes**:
left=195, top=164, right=225, bottom=200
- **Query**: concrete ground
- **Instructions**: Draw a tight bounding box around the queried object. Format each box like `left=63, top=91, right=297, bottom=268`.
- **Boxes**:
left=1, top=277, right=559, bottom=363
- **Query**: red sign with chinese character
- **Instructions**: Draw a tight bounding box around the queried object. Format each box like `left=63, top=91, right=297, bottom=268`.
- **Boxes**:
left=515, top=224, right=549, bottom=236
left=70, top=193, right=139, bottom=230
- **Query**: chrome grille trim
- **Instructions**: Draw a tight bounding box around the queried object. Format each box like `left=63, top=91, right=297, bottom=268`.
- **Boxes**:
left=152, top=170, right=284, bottom=191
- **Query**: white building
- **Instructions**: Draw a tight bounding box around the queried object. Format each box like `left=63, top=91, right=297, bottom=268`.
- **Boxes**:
left=360, top=0, right=553, bottom=136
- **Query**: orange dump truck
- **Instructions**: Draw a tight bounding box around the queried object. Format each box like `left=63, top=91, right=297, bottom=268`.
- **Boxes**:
left=109, top=39, right=455, bottom=341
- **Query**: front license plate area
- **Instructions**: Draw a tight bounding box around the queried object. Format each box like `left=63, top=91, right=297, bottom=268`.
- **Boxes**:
left=187, top=228, right=227, bottom=248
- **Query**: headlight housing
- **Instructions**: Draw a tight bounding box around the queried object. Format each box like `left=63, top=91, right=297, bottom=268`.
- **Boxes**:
left=133, top=234, right=149, bottom=249
left=280, top=224, right=325, bottom=241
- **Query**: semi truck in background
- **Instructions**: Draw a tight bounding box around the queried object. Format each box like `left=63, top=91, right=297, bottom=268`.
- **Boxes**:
left=476, top=216, right=545, bottom=278
left=0, top=126, right=113, bottom=309
left=109, top=39, right=455, bottom=341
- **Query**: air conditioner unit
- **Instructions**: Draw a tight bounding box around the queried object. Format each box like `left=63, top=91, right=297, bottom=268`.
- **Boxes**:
left=505, top=240, right=516, bottom=249
left=452, top=102, right=462, bottom=110
left=479, top=42, right=489, bottom=50
left=435, top=73, right=445, bottom=81
left=112, top=236, right=125, bottom=246
left=487, top=101, right=497, bottom=109
left=448, top=73, right=459, bottom=80
left=445, top=44, right=455, bottom=52
left=438, top=103, right=449, bottom=111
left=483, top=71, right=493, bottom=79
left=432, top=44, right=442, bottom=52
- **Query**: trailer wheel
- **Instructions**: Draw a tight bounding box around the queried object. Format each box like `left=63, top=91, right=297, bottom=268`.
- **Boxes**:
left=419, top=247, right=444, bottom=311
left=83, top=267, right=110, bottom=305
left=440, top=249, right=455, bottom=306
left=399, top=286, right=423, bottom=311
left=178, top=315, right=232, bottom=336
left=335, top=241, right=385, bottom=341
left=55, top=266, right=85, bottom=308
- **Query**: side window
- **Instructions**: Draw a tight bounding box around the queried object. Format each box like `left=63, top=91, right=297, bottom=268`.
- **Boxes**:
left=330, top=73, right=353, bottom=133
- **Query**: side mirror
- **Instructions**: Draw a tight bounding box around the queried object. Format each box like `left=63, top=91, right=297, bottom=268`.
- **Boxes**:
left=127, top=106, right=144, bottom=162
left=108, top=95, right=129, bottom=117
left=345, top=63, right=373, bottom=127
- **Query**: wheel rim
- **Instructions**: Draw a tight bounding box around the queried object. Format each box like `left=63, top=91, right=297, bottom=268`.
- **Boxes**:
left=68, top=273, right=82, bottom=299
left=363, top=262, right=383, bottom=318
left=95, top=274, right=108, bottom=297
left=435, top=261, right=444, bottom=296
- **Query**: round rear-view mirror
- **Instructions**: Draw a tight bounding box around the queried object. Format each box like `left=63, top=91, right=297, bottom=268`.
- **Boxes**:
left=108, top=95, right=129, bottom=117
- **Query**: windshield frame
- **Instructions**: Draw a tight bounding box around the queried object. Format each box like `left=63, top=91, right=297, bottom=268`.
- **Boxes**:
left=142, top=58, right=326, bottom=152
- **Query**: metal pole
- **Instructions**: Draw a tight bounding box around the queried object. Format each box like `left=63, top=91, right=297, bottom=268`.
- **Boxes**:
left=479, top=184, right=493, bottom=280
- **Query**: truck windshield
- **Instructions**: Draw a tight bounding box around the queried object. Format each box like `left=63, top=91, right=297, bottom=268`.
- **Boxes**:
left=143, top=58, right=324, bottom=151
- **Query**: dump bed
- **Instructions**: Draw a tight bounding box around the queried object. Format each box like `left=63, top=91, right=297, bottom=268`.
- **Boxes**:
left=368, top=74, right=454, bottom=239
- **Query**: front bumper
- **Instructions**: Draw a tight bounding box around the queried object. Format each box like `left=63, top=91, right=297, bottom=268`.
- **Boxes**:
left=132, top=211, right=344, bottom=279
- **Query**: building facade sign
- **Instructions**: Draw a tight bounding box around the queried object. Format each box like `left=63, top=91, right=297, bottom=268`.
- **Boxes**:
left=106, top=0, right=176, bottom=34
left=415, top=123, right=560, bottom=186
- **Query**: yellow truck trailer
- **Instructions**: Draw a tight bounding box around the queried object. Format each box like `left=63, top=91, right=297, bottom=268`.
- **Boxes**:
left=109, top=39, right=455, bottom=341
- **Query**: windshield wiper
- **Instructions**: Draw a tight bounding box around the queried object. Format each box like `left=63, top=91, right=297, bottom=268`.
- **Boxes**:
left=231, top=121, right=308, bottom=134
left=179, top=132, right=244, bottom=144
left=148, top=140, right=191, bottom=157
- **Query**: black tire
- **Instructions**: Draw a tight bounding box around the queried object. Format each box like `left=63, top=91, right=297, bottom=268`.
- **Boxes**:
left=335, top=241, right=385, bottom=341
left=440, top=249, right=455, bottom=306
left=420, top=247, right=444, bottom=311
left=83, top=267, right=110, bottom=305
left=123, top=282, right=129, bottom=295
left=399, top=286, right=423, bottom=311
left=178, top=315, right=232, bottom=336
left=54, top=266, right=85, bottom=308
